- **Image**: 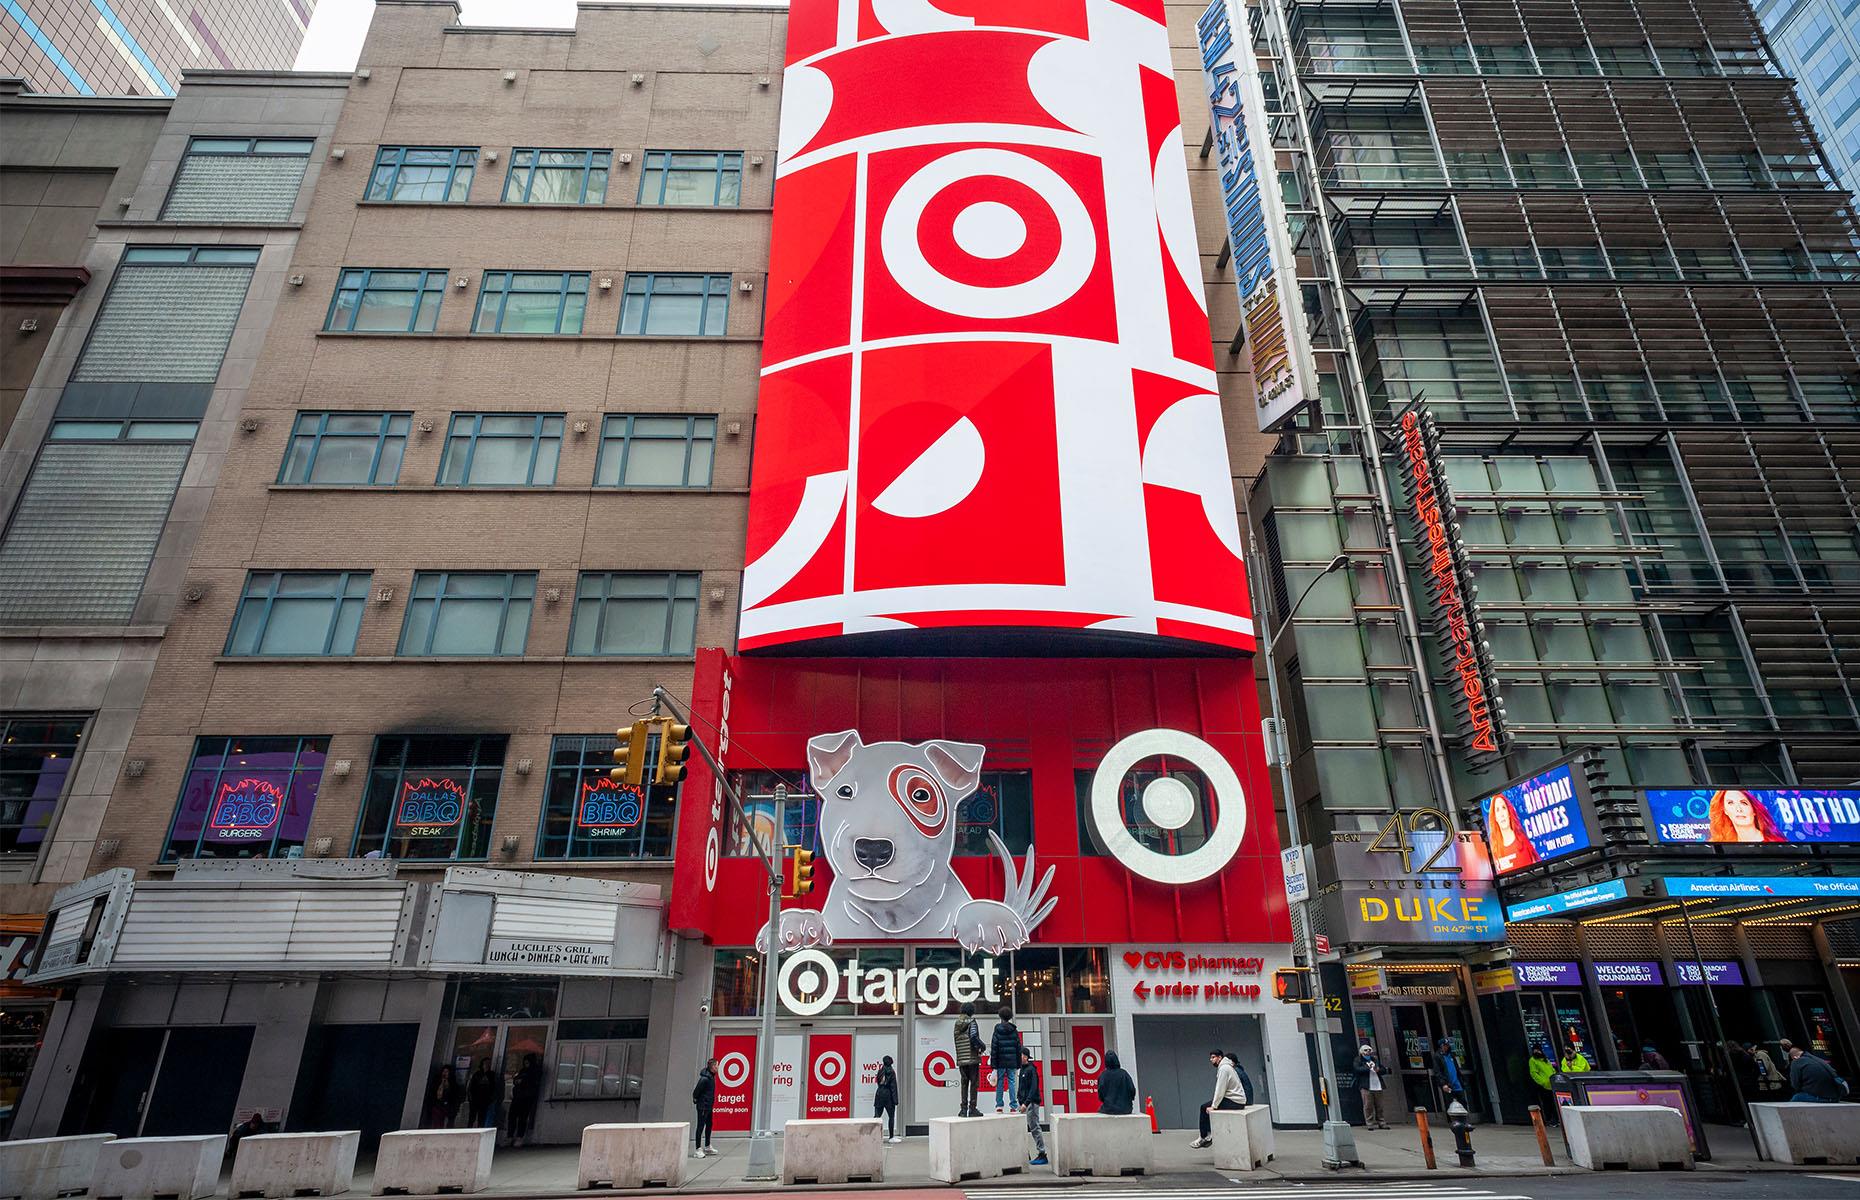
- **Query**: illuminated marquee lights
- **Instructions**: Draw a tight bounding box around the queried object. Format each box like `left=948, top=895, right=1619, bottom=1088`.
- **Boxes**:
left=1397, top=407, right=1505, bottom=759
left=395, top=777, right=466, bottom=837
left=208, top=777, right=285, bottom=839
left=576, top=777, right=645, bottom=836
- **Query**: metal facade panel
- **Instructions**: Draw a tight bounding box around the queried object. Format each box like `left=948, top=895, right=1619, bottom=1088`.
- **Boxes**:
left=490, top=895, right=620, bottom=944
left=112, top=886, right=404, bottom=964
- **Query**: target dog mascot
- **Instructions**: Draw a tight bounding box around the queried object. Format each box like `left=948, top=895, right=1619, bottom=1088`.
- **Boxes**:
left=756, top=731, right=1057, bottom=954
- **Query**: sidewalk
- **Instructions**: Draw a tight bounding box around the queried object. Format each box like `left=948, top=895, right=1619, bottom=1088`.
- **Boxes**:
left=319, top=1120, right=1830, bottom=1195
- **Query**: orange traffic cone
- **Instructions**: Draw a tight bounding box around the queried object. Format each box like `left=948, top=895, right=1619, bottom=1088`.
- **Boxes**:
left=1146, top=1095, right=1159, bottom=1134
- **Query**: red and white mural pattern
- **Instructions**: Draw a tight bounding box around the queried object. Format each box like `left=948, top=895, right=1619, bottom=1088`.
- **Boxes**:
left=742, top=0, right=1255, bottom=652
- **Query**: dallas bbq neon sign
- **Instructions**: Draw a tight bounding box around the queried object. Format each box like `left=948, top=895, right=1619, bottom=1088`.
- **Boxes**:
left=209, top=778, right=284, bottom=839
left=395, top=777, right=466, bottom=836
left=576, top=777, right=644, bottom=835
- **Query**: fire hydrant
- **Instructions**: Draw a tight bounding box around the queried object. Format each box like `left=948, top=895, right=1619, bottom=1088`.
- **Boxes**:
left=1447, top=1100, right=1475, bottom=1168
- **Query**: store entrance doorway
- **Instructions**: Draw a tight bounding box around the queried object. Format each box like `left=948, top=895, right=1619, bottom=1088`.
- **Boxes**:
left=61, top=1025, right=254, bottom=1137
left=448, top=1020, right=551, bottom=1130
left=1132, top=1014, right=1266, bottom=1131
left=1390, top=1002, right=1479, bottom=1115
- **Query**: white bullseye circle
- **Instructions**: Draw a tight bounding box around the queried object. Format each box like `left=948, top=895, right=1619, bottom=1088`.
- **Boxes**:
left=797, top=966, right=823, bottom=994
left=1141, top=776, right=1197, bottom=831
left=718, top=1052, right=751, bottom=1088
left=879, top=147, right=1096, bottom=320
left=1088, top=729, right=1247, bottom=885
left=1077, top=1047, right=1103, bottom=1074
left=815, top=1051, right=846, bottom=1086
left=777, top=947, right=838, bottom=1017
left=951, top=201, right=1027, bottom=259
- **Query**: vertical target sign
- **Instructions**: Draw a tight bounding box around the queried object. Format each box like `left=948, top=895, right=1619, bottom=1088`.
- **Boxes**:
left=711, top=1034, right=756, bottom=1132
left=806, top=1033, right=853, bottom=1119
left=1072, top=1024, right=1107, bottom=1111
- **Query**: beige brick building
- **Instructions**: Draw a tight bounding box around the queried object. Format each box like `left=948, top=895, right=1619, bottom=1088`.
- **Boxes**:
left=10, top=0, right=1274, bottom=1143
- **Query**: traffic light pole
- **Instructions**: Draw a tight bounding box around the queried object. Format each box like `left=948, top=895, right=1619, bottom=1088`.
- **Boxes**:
left=746, top=787, right=786, bottom=1181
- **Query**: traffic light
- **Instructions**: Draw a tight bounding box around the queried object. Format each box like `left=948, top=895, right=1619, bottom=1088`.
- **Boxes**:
left=788, top=848, right=816, bottom=898
left=655, top=720, right=691, bottom=786
left=610, top=720, right=648, bottom=786
left=1272, top=967, right=1313, bottom=1005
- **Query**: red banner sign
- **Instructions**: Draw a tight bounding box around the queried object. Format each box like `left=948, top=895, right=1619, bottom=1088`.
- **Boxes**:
left=1071, top=1024, right=1106, bottom=1111
left=806, top=1033, right=853, bottom=1119
left=710, top=1033, right=756, bottom=1132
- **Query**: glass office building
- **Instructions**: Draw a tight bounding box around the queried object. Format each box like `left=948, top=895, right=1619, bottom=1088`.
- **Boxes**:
left=1758, top=0, right=1860, bottom=193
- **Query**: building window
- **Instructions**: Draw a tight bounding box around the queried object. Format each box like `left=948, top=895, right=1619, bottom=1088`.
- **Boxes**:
left=366, top=146, right=477, bottom=202
left=473, top=272, right=589, bottom=335
left=226, top=571, right=371, bottom=656
left=163, top=736, right=327, bottom=860
left=45, top=421, right=198, bottom=442
left=325, top=269, right=447, bottom=333
left=68, top=245, right=261, bottom=386
left=954, top=771, right=1034, bottom=856
left=727, top=771, right=818, bottom=856
left=1073, top=767, right=1216, bottom=857
left=279, top=412, right=410, bottom=485
left=437, top=413, right=563, bottom=485
left=537, top=735, right=677, bottom=859
left=502, top=149, right=611, bottom=204
left=0, top=717, right=84, bottom=856
left=399, top=571, right=536, bottom=656
left=568, top=572, right=699, bottom=656
left=595, top=415, right=716, bottom=487
left=638, top=151, right=743, bottom=206
left=161, top=136, right=315, bottom=223
left=354, top=735, right=505, bottom=860
left=619, top=273, right=730, bottom=336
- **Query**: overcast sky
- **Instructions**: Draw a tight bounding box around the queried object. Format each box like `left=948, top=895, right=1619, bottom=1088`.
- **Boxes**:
left=296, top=0, right=580, bottom=72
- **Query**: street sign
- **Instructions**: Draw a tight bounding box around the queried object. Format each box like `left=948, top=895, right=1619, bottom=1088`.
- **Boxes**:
left=1314, top=934, right=1330, bottom=955
left=1281, top=844, right=1310, bottom=904
left=1297, top=1016, right=1344, bottom=1035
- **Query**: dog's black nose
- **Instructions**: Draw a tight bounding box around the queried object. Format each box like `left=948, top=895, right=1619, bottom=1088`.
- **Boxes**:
left=853, top=838, right=894, bottom=870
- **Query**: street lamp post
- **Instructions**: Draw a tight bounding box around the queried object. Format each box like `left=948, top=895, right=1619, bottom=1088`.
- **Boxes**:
left=744, top=786, right=787, bottom=1181
left=1246, top=540, right=1358, bottom=1169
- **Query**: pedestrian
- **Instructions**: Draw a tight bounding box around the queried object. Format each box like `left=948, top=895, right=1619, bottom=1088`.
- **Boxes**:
left=1226, top=1052, right=1255, bottom=1108
left=1788, top=1043, right=1847, bottom=1102
left=1751, top=1043, right=1785, bottom=1094
left=423, top=1064, right=455, bottom=1128
left=1559, top=1044, right=1591, bottom=1074
left=1434, top=1038, right=1466, bottom=1109
left=1527, top=1045, right=1558, bottom=1126
left=954, top=1001, right=982, bottom=1117
left=1726, top=1039, right=1762, bottom=1111
left=1017, top=1048, right=1048, bottom=1166
left=991, top=1006, right=1024, bottom=1113
left=507, top=1052, right=544, bottom=1147
left=1353, top=1043, right=1388, bottom=1130
left=875, top=1054, right=901, bottom=1143
left=1098, top=1050, right=1136, bottom=1115
left=1639, top=1043, right=1670, bottom=1071
left=467, top=1058, right=498, bottom=1128
left=1191, top=1048, right=1245, bottom=1148
left=691, top=1057, right=717, bottom=1157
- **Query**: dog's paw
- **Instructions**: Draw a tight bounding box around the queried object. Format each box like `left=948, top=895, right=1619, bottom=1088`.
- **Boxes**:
left=953, top=899, right=1029, bottom=955
left=755, top=908, right=832, bottom=953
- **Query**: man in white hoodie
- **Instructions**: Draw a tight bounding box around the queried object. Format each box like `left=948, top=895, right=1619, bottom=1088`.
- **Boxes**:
left=1190, top=1048, right=1247, bottom=1147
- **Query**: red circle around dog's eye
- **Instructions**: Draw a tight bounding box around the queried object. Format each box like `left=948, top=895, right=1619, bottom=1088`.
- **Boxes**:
left=889, top=765, right=947, bottom=837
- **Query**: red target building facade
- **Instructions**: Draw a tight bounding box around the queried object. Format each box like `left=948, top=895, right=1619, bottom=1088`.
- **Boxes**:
left=670, top=0, right=1307, bottom=1135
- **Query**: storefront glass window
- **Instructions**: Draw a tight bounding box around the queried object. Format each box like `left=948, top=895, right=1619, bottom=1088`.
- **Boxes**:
left=354, top=735, right=505, bottom=860
left=955, top=771, right=1033, bottom=856
left=164, top=735, right=327, bottom=860
left=0, top=1003, right=49, bottom=1137
left=728, top=771, right=818, bottom=856
left=1063, top=947, right=1110, bottom=1013
left=538, top=735, right=676, bottom=859
left=712, top=950, right=761, bottom=1017
left=856, top=947, right=906, bottom=1015
left=1009, top=946, right=1062, bottom=1013
left=454, top=979, right=558, bottom=1019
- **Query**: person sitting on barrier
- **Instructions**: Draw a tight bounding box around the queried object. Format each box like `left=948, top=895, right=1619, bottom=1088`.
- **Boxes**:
left=1018, top=1048, right=1048, bottom=1166
left=1098, top=1051, right=1136, bottom=1116
left=1787, top=1043, right=1848, bottom=1103
left=1191, top=1048, right=1245, bottom=1148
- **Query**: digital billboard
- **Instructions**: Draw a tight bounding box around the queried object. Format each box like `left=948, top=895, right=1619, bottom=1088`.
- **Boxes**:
left=1647, top=788, right=1860, bottom=845
left=739, top=0, right=1255, bottom=652
left=1479, top=760, right=1597, bottom=875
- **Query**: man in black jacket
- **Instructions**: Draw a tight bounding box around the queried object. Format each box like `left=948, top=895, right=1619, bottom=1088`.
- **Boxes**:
left=1788, top=1045, right=1846, bottom=1102
left=1097, top=1051, right=1136, bottom=1115
left=1018, top=1048, right=1048, bottom=1165
left=692, top=1058, right=717, bottom=1157
left=992, top=1007, right=1024, bottom=1113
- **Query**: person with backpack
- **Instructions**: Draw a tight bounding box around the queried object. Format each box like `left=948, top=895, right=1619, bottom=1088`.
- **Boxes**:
left=953, top=1001, right=982, bottom=1117
left=691, top=1058, right=717, bottom=1157
left=1097, top=1051, right=1136, bottom=1115
left=1788, top=1043, right=1847, bottom=1102
left=1017, top=1047, right=1048, bottom=1165
left=991, top=1006, right=1024, bottom=1113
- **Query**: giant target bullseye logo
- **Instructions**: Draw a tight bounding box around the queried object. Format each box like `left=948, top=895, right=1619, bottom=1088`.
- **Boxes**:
left=1076, top=1046, right=1103, bottom=1076
left=922, top=1050, right=955, bottom=1087
left=717, top=1051, right=751, bottom=1091
left=814, top=1051, right=847, bottom=1088
left=1087, top=729, right=1247, bottom=885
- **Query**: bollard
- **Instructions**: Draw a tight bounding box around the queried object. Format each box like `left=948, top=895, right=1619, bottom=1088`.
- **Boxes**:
left=1145, top=1096, right=1159, bottom=1135
left=1528, top=1105, right=1553, bottom=1166
left=1447, top=1100, right=1475, bottom=1168
left=1414, top=1108, right=1436, bottom=1170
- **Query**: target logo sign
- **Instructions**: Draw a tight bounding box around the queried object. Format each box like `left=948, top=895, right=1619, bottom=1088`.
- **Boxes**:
left=806, top=1034, right=853, bottom=1118
left=922, top=1049, right=955, bottom=1088
left=815, top=1051, right=846, bottom=1087
left=710, top=1034, right=757, bottom=1132
left=1086, top=729, right=1248, bottom=885
left=1076, top=1047, right=1102, bottom=1076
left=1072, top=1025, right=1107, bottom=1109
left=717, top=1052, right=751, bottom=1090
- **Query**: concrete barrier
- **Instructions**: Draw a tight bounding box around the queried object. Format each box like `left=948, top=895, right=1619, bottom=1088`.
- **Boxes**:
left=372, top=1129, right=495, bottom=1194
left=91, top=1136, right=224, bottom=1200
left=1049, top=1113, right=1153, bottom=1177
left=0, top=1133, right=115, bottom=1200
left=230, top=1131, right=360, bottom=1198
left=1209, top=1104, right=1276, bottom=1170
left=1751, top=1102, right=1860, bottom=1165
left=1563, top=1105, right=1693, bottom=1171
left=576, top=1123, right=687, bottom=1189
left=781, top=1118, right=884, bottom=1185
left=927, top=1114, right=1028, bottom=1182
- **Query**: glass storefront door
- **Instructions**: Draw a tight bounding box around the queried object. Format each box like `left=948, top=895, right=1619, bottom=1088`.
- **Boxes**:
left=446, top=1021, right=552, bottom=1130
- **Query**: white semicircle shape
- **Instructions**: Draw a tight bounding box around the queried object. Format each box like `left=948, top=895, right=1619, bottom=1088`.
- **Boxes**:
left=871, top=415, right=985, bottom=519
left=1141, top=394, right=1246, bottom=558
left=870, top=0, right=974, bottom=35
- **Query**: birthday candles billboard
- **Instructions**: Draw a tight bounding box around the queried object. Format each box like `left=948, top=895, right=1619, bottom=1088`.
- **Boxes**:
left=740, top=0, right=1256, bottom=652
left=1479, top=761, right=1597, bottom=876
left=1648, top=788, right=1860, bottom=845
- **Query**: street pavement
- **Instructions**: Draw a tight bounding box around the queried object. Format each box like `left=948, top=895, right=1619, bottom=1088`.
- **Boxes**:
left=307, top=1121, right=1856, bottom=1197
